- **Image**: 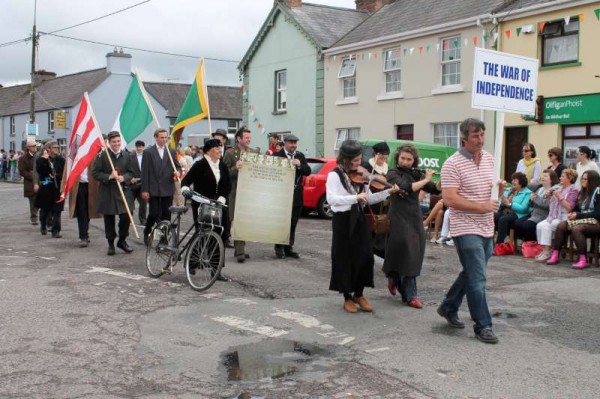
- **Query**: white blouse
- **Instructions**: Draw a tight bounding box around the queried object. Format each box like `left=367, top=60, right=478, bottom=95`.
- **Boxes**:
left=326, top=171, right=391, bottom=213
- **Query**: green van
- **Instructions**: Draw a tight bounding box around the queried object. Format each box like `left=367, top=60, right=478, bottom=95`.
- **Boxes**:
left=361, top=139, right=457, bottom=181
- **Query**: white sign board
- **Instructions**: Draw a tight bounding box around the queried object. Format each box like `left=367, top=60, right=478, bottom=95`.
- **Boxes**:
left=26, top=123, right=38, bottom=136
left=472, top=48, right=539, bottom=115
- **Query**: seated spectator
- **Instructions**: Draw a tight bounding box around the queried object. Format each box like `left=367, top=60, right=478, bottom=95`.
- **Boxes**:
left=574, top=145, right=599, bottom=189
left=513, top=170, right=558, bottom=243
left=535, top=169, right=579, bottom=261
left=494, top=172, right=531, bottom=251
left=546, top=147, right=565, bottom=181
left=516, top=143, right=542, bottom=184
left=547, top=170, right=600, bottom=269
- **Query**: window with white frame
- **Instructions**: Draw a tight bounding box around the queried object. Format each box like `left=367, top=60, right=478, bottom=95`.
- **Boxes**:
left=48, top=111, right=55, bottom=133
left=275, top=70, right=287, bottom=111
left=10, top=116, right=15, bottom=136
left=334, top=128, right=360, bottom=151
left=227, top=120, right=239, bottom=134
left=433, top=123, right=459, bottom=148
left=441, top=37, right=461, bottom=86
left=541, top=18, right=579, bottom=66
left=383, top=48, right=401, bottom=93
left=338, top=56, right=357, bottom=98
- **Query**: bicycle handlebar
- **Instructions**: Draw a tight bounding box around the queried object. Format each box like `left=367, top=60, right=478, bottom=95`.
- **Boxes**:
left=181, top=186, right=228, bottom=208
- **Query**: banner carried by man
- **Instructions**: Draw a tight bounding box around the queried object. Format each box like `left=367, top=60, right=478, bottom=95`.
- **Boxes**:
left=170, top=59, right=210, bottom=148
left=59, top=92, right=103, bottom=202
left=112, top=72, right=155, bottom=149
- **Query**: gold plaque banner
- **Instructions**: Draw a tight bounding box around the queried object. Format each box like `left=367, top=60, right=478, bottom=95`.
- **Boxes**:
left=54, top=111, right=66, bottom=129
left=232, top=153, right=295, bottom=245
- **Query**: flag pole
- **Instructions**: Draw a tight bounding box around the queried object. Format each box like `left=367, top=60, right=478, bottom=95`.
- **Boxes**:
left=201, top=58, right=213, bottom=136
left=91, top=111, right=140, bottom=239
left=134, top=68, right=180, bottom=184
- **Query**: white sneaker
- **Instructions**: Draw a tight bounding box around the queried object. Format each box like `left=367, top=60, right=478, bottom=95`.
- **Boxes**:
left=445, top=239, right=454, bottom=246
left=430, top=237, right=438, bottom=243
left=435, top=237, right=446, bottom=244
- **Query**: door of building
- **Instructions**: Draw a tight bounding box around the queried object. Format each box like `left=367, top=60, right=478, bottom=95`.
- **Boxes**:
left=504, top=127, right=528, bottom=181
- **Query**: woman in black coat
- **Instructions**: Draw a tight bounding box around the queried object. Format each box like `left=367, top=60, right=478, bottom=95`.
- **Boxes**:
left=181, top=139, right=231, bottom=230
left=35, top=141, right=65, bottom=237
left=383, top=144, right=440, bottom=309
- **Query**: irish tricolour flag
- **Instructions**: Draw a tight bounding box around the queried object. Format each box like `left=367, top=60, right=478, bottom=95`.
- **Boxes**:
left=112, top=73, right=154, bottom=149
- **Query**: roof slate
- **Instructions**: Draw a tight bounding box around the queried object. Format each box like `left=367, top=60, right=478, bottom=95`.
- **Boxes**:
left=0, top=68, right=109, bottom=116
left=144, top=83, right=242, bottom=120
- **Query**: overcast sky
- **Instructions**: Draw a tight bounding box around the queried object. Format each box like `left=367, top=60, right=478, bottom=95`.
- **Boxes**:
left=0, top=0, right=356, bottom=88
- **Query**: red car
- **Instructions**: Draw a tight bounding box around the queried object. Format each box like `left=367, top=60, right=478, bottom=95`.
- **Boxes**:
left=303, top=157, right=337, bottom=218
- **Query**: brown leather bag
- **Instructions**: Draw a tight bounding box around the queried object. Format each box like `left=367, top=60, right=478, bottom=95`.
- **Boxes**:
left=366, top=204, right=390, bottom=235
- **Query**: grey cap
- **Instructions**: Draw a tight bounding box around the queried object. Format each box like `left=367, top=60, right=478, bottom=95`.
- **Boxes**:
left=212, top=128, right=228, bottom=139
left=284, top=134, right=299, bottom=142
left=339, top=140, right=362, bottom=159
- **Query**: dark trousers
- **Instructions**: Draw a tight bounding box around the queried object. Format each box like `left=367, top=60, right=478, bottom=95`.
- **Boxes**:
left=144, top=196, right=172, bottom=237
left=75, top=183, right=90, bottom=240
left=494, top=212, right=519, bottom=244
left=553, top=220, right=600, bottom=255
left=104, top=213, right=130, bottom=241
left=513, top=217, right=538, bottom=242
left=40, top=207, right=61, bottom=234
left=130, top=185, right=147, bottom=224
left=27, top=195, right=38, bottom=222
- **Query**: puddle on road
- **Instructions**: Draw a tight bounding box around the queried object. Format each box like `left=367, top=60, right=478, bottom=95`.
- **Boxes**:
left=493, top=311, right=518, bottom=319
left=222, top=339, right=335, bottom=381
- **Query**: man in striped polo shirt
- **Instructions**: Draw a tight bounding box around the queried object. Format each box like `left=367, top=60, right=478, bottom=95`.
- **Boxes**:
left=437, top=118, right=500, bottom=344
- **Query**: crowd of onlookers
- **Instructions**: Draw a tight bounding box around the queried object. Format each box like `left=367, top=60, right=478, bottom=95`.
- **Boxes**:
left=423, top=143, right=600, bottom=269
left=0, top=148, right=23, bottom=181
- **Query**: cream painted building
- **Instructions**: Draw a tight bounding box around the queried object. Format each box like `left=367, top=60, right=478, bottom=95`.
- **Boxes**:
left=500, top=1, right=600, bottom=178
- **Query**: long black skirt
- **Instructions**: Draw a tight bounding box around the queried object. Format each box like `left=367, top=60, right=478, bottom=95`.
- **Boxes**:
left=329, top=209, right=374, bottom=294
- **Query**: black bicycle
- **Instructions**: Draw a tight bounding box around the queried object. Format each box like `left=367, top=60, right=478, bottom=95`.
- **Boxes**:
left=145, top=188, right=225, bottom=291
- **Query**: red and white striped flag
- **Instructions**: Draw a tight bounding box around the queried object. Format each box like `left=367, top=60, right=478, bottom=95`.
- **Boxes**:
left=59, top=92, right=103, bottom=202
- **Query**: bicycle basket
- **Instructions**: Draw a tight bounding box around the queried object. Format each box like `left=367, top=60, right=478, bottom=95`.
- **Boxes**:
left=199, top=203, right=222, bottom=226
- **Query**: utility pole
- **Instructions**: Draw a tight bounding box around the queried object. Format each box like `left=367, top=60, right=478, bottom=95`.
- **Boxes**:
left=29, top=0, right=37, bottom=123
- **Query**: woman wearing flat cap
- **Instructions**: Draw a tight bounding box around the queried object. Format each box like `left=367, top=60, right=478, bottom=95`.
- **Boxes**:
left=326, top=140, right=400, bottom=313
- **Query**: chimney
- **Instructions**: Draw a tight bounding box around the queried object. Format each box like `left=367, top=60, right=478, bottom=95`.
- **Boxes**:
left=33, top=70, right=57, bottom=87
left=106, top=48, right=132, bottom=75
left=356, top=0, right=394, bottom=13
left=275, top=0, right=302, bottom=7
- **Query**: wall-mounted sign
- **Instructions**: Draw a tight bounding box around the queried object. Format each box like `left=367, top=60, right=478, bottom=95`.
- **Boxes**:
left=544, top=93, right=600, bottom=124
left=54, top=111, right=66, bottom=129
left=26, top=123, right=38, bottom=136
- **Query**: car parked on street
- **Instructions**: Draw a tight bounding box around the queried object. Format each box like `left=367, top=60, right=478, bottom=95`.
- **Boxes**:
left=303, top=157, right=337, bottom=218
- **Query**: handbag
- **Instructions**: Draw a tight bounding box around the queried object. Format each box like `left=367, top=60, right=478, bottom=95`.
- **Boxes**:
left=366, top=204, right=390, bottom=235
left=493, top=242, right=516, bottom=256
left=567, top=218, right=598, bottom=230
left=521, top=241, right=543, bottom=258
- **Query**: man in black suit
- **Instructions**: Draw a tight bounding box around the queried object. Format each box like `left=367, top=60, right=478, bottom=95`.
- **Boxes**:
left=141, top=128, right=181, bottom=243
left=130, top=140, right=147, bottom=225
left=273, top=134, right=311, bottom=259
left=210, top=129, right=233, bottom=248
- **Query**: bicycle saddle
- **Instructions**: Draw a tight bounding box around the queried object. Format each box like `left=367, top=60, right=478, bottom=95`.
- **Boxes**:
left=168, top=206, right=188, bottom=214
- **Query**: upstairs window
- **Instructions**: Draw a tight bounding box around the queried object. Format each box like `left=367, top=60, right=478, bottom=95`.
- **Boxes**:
left=383, top=48, right=401, bottom=93
left=334, top=127, right=360, bottom=151
left=275, top=70, right=287, bottom=111
left=48, top=111, right=55, bottom=133
left=338, top=56, right=357, bottom=98
left=10, top=116, right=15, bottom=136
left=541, top=18, right=579, bottom=66
left=441, top=36, right=461, bottom=86
left=227, top=120, right=238, bottom=134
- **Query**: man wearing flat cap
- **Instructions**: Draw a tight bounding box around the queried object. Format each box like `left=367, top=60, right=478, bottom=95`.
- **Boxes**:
left=273, top=134, right=311, bottom=259
left=212, top=128, right=229, bottom=147
left=130, top=140, right=147, bottom=225
left=18, top=139, right=40, bottom=225
left=92, top=131, right=135, bottom=255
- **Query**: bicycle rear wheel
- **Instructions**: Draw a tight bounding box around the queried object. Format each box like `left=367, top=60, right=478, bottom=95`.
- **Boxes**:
left=146, top=221, right=173, bottom=277
left=185, top=230, right=224, bottom=291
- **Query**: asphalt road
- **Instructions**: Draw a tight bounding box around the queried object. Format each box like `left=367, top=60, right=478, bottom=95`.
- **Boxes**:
left=1, top=181, right=599, bottom=398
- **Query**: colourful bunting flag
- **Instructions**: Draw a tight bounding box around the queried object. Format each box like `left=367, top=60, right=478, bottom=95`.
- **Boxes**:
left=505, top=29, right=511, bottom=39
left=483, top=34, right=488, bottom=42
left=539, top=22, right=546, bottom=32
left=564, top=16, right=570, bottom=25
left=426, top=44, right=430, bottom=52
left=516, top=27, right=522, bottom=36
left=418, top=46, right=423, bottom=54
left=595, top=8, right=600, bottom=20
left=473, top=36, right=478, bottom=46
left=580, top=12, right=585, bottom=22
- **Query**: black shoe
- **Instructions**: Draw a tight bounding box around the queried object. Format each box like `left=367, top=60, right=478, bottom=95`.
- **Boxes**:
left=140, top=219, right=147, bottom=226
left=437, top=306, right=465, bottom=329
left=236, top=254, right=246, bottom=263
left=275, top=245, right=286, bottom=259
left=216, top=273, right=229, bottom=282
left=224, top=238, right=234, bottom=248
left=475, top=328, right=499, bottom=344
left=244, top=253, right=250, bottom=259
left=284, top=250, right=299, bottom=259
left=52, top=232, right=62, bottom=238
left=31, top=220, right=39, bottom=226
left=41, top=228, right=47, bottom=236
left=117, top=240, right=133, bottom=253
left=79, top=239, right=89, bottom=248
left=107, top=245, right=116, bottom=256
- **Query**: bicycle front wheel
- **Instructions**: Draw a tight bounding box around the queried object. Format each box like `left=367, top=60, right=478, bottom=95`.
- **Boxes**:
left=184, top=230, right=224, bottom=291
left=146, top=220, right=173, bottom=278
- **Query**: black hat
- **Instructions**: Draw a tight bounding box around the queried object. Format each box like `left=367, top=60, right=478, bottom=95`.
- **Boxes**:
left=203, top=139, right=221, bottom=153
left=373, top=141, right=390, bottom=154
left=339, top=140, right=362, bottom=159
left=107, top=131, right=120, bottom=140
left=135, top=140, right=145, bottom=147
left=212, top=128, right=228, bottom=139
left=284, top=134, right=299, bottom=142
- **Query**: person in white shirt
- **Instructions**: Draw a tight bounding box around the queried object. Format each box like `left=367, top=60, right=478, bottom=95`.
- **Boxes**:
left=326, top=140, right=399, bottom=314
left=130, top=140, right=147, bottom=225
left=574, top=145, right=600, bottom=189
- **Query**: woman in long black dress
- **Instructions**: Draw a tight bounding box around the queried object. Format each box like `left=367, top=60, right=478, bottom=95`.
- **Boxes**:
left=35, top=140, right=65, bottom=238
left=326, top=140, right=399, bottom=313
left=383, top=144, right=440, bottom=309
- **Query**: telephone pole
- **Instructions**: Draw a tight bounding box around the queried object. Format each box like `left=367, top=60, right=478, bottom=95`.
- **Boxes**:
left=29, top=0, right=37, bottom=124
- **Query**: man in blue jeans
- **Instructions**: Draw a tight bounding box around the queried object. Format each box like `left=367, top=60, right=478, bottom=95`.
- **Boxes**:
left=438, top=118, right=500, bottom=344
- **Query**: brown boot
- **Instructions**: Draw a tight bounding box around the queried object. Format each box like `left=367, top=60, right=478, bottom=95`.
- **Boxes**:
left=352, top=295, right=373, bottom=312
left=343, top=299, right=358, bottom=313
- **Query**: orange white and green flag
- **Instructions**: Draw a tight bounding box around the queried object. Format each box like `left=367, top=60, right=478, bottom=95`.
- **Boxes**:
left=169, top=59, right=209, bottom=148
